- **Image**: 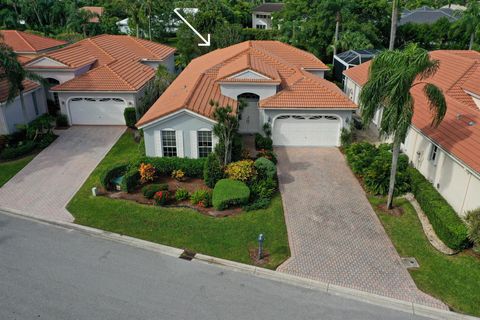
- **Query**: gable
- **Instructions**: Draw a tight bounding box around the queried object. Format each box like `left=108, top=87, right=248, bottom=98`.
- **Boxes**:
left=26, top=57, right=69, bottom=68
left=229, top=69, right=271, bottom=80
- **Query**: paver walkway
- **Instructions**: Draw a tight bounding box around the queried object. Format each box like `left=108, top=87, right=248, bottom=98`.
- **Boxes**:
left=0, top=126, right=125, bottom=222
left=276, top=147, right=446, bottom=309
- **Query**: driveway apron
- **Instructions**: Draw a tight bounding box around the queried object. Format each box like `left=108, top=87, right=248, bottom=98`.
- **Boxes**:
left=0, top=126, right=125, bottom=222
left=275, top=147, right=446, bottom=309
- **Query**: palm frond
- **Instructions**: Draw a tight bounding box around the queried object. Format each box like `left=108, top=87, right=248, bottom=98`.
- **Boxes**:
left=423, top=83, right=447, bottom=128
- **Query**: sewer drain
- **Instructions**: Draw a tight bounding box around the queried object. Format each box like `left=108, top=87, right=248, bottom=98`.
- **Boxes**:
left=179, top=249, right=196, bottom=261
left=401, top=257, right=419, bottom=269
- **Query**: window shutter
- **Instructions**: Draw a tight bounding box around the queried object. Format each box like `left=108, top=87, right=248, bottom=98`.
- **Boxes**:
left=190, top=131, right=198, bottom=159
left=176, top=130, right=184, bottom=158
left=154, top=130, right=162, bottom=157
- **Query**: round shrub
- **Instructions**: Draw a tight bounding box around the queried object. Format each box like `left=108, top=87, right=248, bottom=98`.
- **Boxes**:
left=204, top=153, right=224, bottom=188
left=254, top=157, right=276, bottom=180
left=142, top=183, right=169, bottom=199
left=153, top=190, right=169, bottom=205
left=225, top=160, right=256, bottom=182
left=363, top=152, right=410, bottom=196
left=212, top=179, right=250, bottom=211
left=257, top=149, right=277, bottom=164
left=101, top=164, right=129, bottom=190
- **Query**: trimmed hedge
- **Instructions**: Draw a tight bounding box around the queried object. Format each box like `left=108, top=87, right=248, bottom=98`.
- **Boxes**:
left=0, top=141, right=36, bottom=160
left=409, top=167, right=469, bottom=250
left=101, top=164, right=128, bottom=190
left=212, top=179, right=250, bottom=210
left=254, top=157, right=276, bottom=180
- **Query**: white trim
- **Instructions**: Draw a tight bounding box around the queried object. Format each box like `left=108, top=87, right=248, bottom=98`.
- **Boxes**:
left=229, top=69, right=272, bottom=80
left=190, top=131, right=198, bottom=159
left=138, top=109, right=217, bottom=130
left=154, top=130, right=162, bottom=156
left=176, top=130, right=184, bottom=157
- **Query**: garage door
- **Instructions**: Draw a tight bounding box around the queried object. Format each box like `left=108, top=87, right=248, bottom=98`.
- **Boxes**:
left=273, top=115, right=341, bottom=146
left=68, top=97, right=127, bottom=125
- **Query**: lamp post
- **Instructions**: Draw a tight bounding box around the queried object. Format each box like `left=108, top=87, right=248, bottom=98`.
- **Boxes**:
left=258, top=233, right=265, bottom=260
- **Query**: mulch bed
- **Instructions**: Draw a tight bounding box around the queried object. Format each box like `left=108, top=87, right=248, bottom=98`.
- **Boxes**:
left=377, top=203, right=404, bottom=216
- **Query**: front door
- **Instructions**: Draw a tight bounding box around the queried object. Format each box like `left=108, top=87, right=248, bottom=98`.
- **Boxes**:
left=239, top=99, right=260, bottom=133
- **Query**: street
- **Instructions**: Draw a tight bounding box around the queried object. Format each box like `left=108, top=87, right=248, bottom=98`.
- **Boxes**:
left=0, top=211, right=430, bottom=320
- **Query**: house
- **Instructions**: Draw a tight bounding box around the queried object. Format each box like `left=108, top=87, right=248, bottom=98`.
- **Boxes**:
left=79, top=6, right=104, bottom=23
left=399, top=6, right=460, bottom=26
left=24, top=34, right=176, bottom=126
left=333, top=49, right=381, bottom=83
left=252, top=3, right=284, bottom=29
left=343, top=50, right=480, bottom=216
left=136, top=40, right=355, bottom=158
left=116, top=18, right=130, bottom=34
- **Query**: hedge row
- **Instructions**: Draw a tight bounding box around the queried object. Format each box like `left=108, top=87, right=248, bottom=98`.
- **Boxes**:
left=0, top=141, right=37, bottom=160
left=408, top=167, right=470, bottom=250
left=101, top=164, right=128, bottom=190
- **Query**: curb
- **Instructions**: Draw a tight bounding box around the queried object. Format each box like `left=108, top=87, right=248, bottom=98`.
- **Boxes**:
left=1, top=208, right=478, bottom=320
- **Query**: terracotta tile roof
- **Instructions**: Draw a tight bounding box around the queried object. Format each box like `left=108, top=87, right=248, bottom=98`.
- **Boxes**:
left=0, top=78, right=40, bottom=103
left=343, top=50, right=480, bottom=174
left=137, top=41, right=353, bottom=127
left=0, top=30, right=66, bottom=54
left=343, top=60, right=371, bottom=86
left=79, top=6, right=104, bottom=23
left=43, top=35, right=175, bottom=92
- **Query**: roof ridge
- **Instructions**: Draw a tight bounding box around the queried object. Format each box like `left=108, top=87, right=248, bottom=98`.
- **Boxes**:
left=15, top=30, right=36, bottom=51
left=104, top=64, right=136, bottom=90
left=128, top=36, right=160, bottom=58
left=86, top=37, right=116, bottom=63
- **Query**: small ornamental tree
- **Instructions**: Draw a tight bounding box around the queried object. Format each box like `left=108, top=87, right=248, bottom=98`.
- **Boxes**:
left=211, top=100, right=239, bottom=166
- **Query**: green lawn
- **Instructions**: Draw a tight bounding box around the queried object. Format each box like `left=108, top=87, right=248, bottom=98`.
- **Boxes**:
left=0, top=154, right=36, bottom=187
left=369, top=196, right=480, bottom=316
left=67, top=131, right=290, bottom=269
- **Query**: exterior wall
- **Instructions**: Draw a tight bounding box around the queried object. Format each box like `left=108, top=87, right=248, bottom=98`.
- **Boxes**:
left=264, top=108, right=354, bottom=130
left=0, top=88, right=48, bottom=134
left=252, top=11, right=273, bottom=29
left=305, top=70, right=326, bottom=79
left=343, top=76, right=361, bottom=105
left=140, top=54, right=176, bottom=74
left=220, top=83, right=278, bottom=100
left=403, top=127, right=480, bottom=217
left=29, top=64, right=92, bottom=84
left=143, top=111, right=217, bottom=158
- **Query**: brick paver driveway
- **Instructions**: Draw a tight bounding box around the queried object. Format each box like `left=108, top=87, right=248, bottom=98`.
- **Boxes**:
left=276, top=147, right=446, bottom=309
left=0, top=126, right=125, bottom=222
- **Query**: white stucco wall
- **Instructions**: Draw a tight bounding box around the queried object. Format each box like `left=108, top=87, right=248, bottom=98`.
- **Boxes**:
left=252, top=11, right=273, bottom=29
left=220, top=83, right=278, bottom=100
left=305, top=70, right=326, bottom=79
left=343, top=76, right=361, bottom=105
left=403, top=127, right=480, bottom=216
left=28, top=64, right=93, bottom=84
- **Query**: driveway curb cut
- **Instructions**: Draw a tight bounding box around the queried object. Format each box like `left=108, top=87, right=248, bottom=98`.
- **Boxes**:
left=1, top=207, right=478, bottom=320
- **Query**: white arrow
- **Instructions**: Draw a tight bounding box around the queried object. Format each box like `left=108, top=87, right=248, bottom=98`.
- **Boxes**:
left=174, top=8, right=210, bottom=47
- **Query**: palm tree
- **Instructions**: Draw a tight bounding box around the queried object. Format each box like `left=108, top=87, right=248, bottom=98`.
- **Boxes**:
left=359, top=44, right=447, bottom=209
left=0, top=42, right=44, bottom=128
left=458, top=0, right=480, bottom=50
left=389, top=0, right=400, bottom=50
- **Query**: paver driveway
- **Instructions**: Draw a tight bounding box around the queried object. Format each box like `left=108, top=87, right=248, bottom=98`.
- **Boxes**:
left=0, top=126, right=125, bottom=222
left=276, top=147, right=446, bottom=309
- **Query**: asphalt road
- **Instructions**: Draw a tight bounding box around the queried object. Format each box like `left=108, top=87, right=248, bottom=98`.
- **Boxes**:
left=0, top=211, right=431, bottom=320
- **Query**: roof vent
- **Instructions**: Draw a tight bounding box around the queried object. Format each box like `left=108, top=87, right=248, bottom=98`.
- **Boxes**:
left=456, top=114, right=476, bottom=126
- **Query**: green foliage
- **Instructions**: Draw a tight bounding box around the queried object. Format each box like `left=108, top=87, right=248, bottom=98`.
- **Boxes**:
left=254, top=133, right=273, bottom=150
left=340, top=127, right=354, bottom=147
left=175, top=188, right=190, bottom=201
left=36, top=133, right=56, bottom=149
left=124, top=107, right=137, bottom=128
left=212, top=101, right=239, bottom=165
left=345, top=142, right=378, bottom=175
left=153, top=190, right=169, bottom=206
left=409, top=167, right=469, bottom=250
left=142, top=183, right=169, bottom=199
left=466, top=208, right=480, bottom=252
left=56, top=114, right=69, bottom=128
left=121, top=165, right=141, bottom=193
left=257, top=150, right=277, bottom=164
left=225, top=159, right=256, bottom=182
left=363, top=151, right=410, bottom=196
left=0, top=141, right=36, bottom=160
left=190, top=189, right=212, bottom=207
left=254, top=157, right=277, bottom=180
left=243, top=198, right=271, bottom=212
left=242, top=28, right=279, bottom=40
left=212, top=179, right=250, bottom=210
left=203, top=153, right=224, bottom=188
left=249, top=178, right=277, bottom=202
left=101, top=164, right=129, bottom=190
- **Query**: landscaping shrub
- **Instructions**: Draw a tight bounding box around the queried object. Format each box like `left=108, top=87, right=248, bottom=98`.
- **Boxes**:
left=153, top=190, right=169, bottom=205
left=345, top=142, right=378, bottom=175
left=28, top=114, right=55, bottom=138
left=363, top=151, right=410, bottom=196
left=175, top=188, right=190, bottom=201
left=124, top=107, right=137, bottom=128
left=204, top=153, right=224, bottom=188
left=257, top=149, right=277, bottom=164
left=212, top=179, right=250, bottom=210
left=142, top=183, right=169, bottom=199
left=56, top=114, right=69, bottom=128
left=37, top=133, right=56, bottom=149
left=254, top=157, right=276, bottom=180
left=465, top=208, right=480, bottom=253
left=121, top=165, right=140, bottom=193
left=225, top=159, right=256, bottom=182
left=340, top=127, right=354, bottom=147
left=171, top=169, right=185, bottom=181
left=255, top=133, right=273, bottom=150
left=0, top=141, right=36, bottom=160
left=190, top=189, right=212, bottom=207
left=243, top=197, right=271, bottom=211
left=101, top=164, right=129, bottom=190
left=249, top=177, right=277, bottom=201
left=139, top=163, right=156, bottom=184
left=231, top=133, right=243, bottom=162
left=409, top=167, right=469, bottom=250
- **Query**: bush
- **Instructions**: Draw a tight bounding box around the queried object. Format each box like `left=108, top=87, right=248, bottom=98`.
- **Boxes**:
left=56, top=114, right=69, bottom=128
left=175, top=188, right=190, bottom=201
left=254, top=157, right=276, bottom=180
left=121, top=165, right=141, bottom=193
left=257, top=149, right=277, bottom=164
left=139, top=163, right=156, bottom=184
left=101, top=164, right=129, bottom=190
left=466, top=208, right=480, bottom=252
left=212, top=179, right=250, bottom=210
left=124, top=107, right=137, bottom=128
left=204, top=153, right=224, bottom=188
left=171, top=169, right=185, bottom=181
left=0, top=141, right=36, bottom=160
left=243, top=197, right=271, bottom=211
left=190, top=189, right=212, bottom=207
left=249, top=177, right=277, bottom=201
left=340, top=127, right=354, bottom=147
left=345, top=142, right=378, bottom=175
left=37, top=133, right=56, bottom=149
left=225, top=159, right=256, bottom=182
left=142, top=183, right=169, bottom=199
left=255, top=133, right=273, bottom=150
left=153, top=190, right=169, bottom=205
left=363, top=151, right=410, bottom=196
left=409, top=167, right=469, bottom=250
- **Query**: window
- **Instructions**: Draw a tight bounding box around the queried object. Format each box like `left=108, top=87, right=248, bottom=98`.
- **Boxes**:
left=256, top=14, right=270, bottom=19
left=198, top=131, right=213, bottom=158
left=429, top=145, right=439, bottom=164
left=162, top=130, right=177, bottom=157
left=256, top=24, right=266, bottom=29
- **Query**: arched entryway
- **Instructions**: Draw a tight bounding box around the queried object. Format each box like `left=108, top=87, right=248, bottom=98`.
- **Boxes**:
left=237, top=93, right=260, bottom=133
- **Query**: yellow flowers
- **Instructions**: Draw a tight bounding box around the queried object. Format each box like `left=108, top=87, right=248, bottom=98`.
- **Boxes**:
left=225, top=160, right=256, bottom=182
left=171, top=169, right=185, bottom=181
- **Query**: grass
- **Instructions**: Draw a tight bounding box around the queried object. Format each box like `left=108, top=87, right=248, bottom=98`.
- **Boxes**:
left=369, top=196, right=480, bottom=316
left=0, top=154, right=37, bottom=187
left=67, top=131, right=290, bottom=269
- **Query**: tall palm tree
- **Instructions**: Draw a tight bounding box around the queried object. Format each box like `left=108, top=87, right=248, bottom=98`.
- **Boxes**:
left=389, top=0, right=400, bottom=50
left=0, top=42, right=44, bottom=128
left=458, top=0, right=480, bottom=50
left=359, top=44, right=447, bottom=209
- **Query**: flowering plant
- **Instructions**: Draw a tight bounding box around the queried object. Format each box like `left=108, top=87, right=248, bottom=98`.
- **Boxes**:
left=153, top=190, right=169, bottom=205
left=225, top=160, right=256, bottom=182
left=139, top=163, right=156, bottom=184
left=171, top=169, right=185, bottom=181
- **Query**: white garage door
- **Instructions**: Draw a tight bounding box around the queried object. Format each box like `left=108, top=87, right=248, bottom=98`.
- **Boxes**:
left=68, top=97, right=127, bottom=125
left=273, top=115, right=341, bottom=147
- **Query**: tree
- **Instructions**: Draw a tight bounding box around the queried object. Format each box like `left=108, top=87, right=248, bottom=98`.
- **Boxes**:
left=389, top=0, right=400, bottom=50
left=359, top=44, right=447, bottom=209
left=212, top=101, right=240, bottom=166
left=0, top=42, right=44, bottom=128
left=137, top=65, right=176, bottom=117
left=337, top=31, right=374, bottom=52
left=457, top=0, right=480, bottom=50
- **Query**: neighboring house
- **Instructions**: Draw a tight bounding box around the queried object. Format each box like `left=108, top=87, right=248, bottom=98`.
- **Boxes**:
left=136, top=40, right=355, bottom=159
left=343, top=50, right=480, bottom=217
left=116, top=18, right=130, bottom=34
left=399, top=6, right=460, bottom=26
left=333, top=49, right=381, bottom=83
left=24, top=34, right=176, bottom=126
left=252, top=3, right=284, bottom=29
left=79, top=6, right=104, bottom=23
